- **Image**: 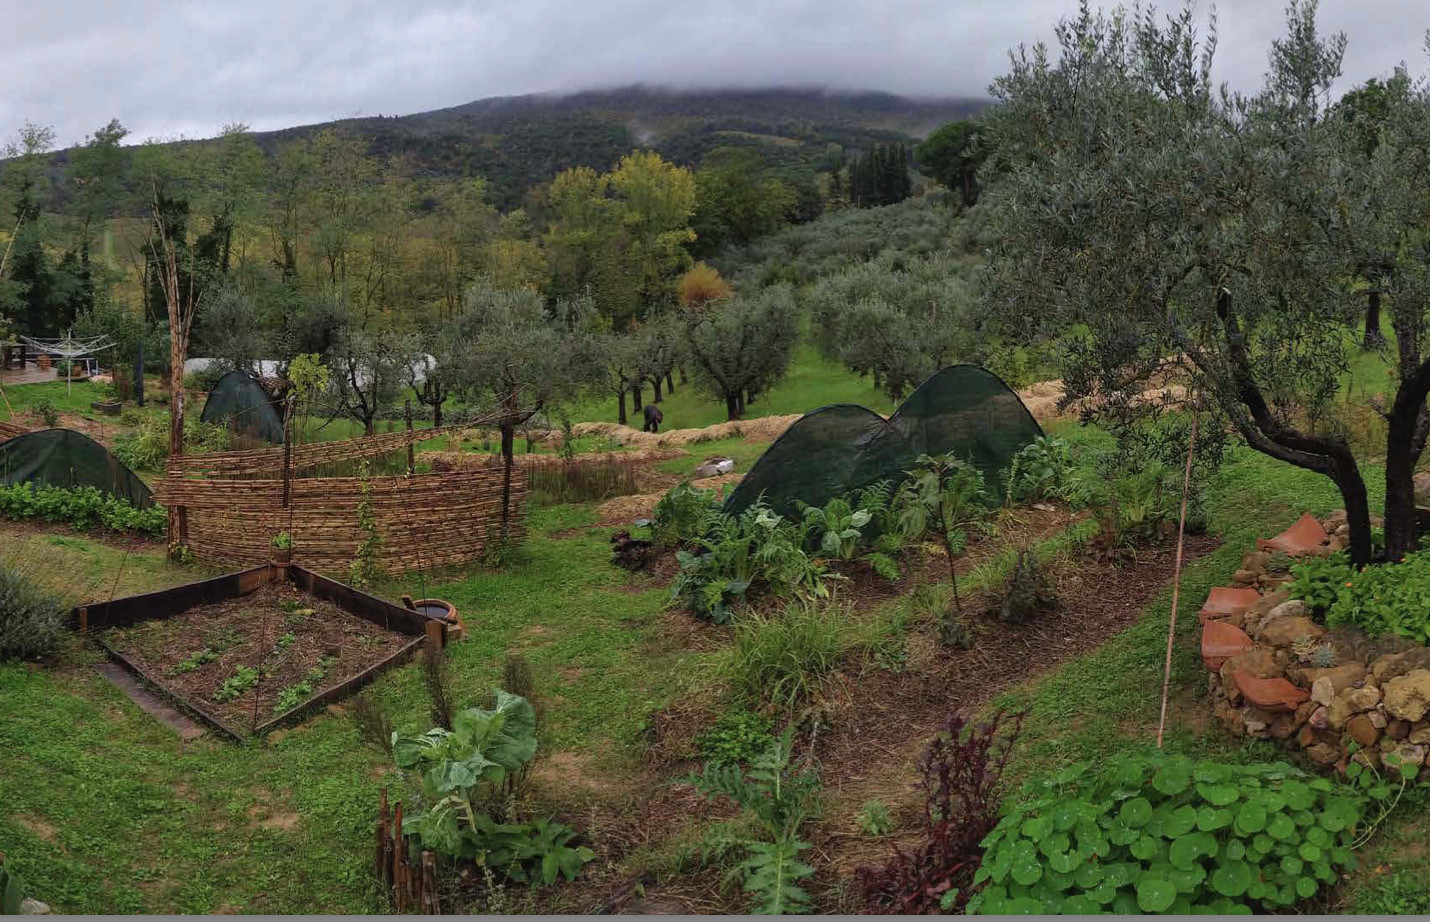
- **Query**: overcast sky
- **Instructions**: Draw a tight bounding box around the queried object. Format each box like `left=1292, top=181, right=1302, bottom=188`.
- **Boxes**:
left=6, top=0, right=1428, bottom=148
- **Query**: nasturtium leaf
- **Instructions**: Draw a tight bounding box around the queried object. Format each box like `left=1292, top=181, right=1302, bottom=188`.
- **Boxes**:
left=1168, top=863, right=1207, bottom=893
left=1044, top=868, right=1076, bottom=891
left=1040, top=831, right=1072, bottom=858
left=1062, top=894, right=1100, bottom=914
left=1154, top=767, right=1192, bottom=796
left=1006, top=896, right=1046, bottom=914
left=1197, top=806, right=1233, bottom=831
left=1225, top=839, right=1246, bottom=861
left=1074, top=861, right=1103, bottom=890
left=1235, top=801, right=1267, bottom=835
left=1197, top=782, right=1241, bottom=806
left=1130, top=835, right=1161, bottom=861
left=1050, top=803, right=1080, bottom=831
left=1212, top=859, right=1253, bottom=897
left=1267, top=813, right=1295, bottom=841
left=989, top=843, right=1013, bottom=882
left=1022, top=815, right=1053, bottom=841
left=1262, top=791, right=1287, bottom=813
left=1162, top=805, right=1197, bottom=838
left=1107, top=819, right=1139, bottom=845
left=1299, top=842, right=1322, bottom=863
left=1252, top=833, right=1275, bottom=854
left=1320, top=798, right=1360, bottom=833
left=1314, top=860, right=1334, bottom=881
left=1136, top=877, right=1177, bottom=913
left=1102, top=862, right=1137, bottom=889
left=1293, top=810, right=1316, bottom=827
left=1115, top=761, right=1148, bottom=788
left=1309, top=778, right=1333, bottom=792
left=1305, top=826, right=1331, bottom=848
left=1296, top=876, right=1318, bottom=898
left=1169, top=834, right=1213, bottom=869
left=1111, top=891, right=1140, bottom=915
left=1331, top=846, right=1352, bottom=866
left=1011, top=840, right=1043, bottom=886
left=1091, top=883, right=1119, bottom=906
left=1282, top=781, right=1314, bottom=811
left=1275, top=885, right=1297, bottom=906
left=1120, top=797, right=1153, bottom=827
left=1053, top=762, right=1090, bottom=786
left=1280, top=855, right=1304, bottom=876
left=1195, top=762, right=1232, bottom=783
left=1048, top=850, right=1080, bottom=874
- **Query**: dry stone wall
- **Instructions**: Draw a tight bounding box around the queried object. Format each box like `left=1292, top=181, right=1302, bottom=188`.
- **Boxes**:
left=1202, top=510, right=1430, bottom=774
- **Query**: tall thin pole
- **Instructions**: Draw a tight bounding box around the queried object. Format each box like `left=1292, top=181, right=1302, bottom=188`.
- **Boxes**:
left=1156, top=404, right=1200, bottom=748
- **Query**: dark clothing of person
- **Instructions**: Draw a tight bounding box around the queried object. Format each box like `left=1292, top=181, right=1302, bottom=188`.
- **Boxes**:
left=643, top=404, right=663, bottom=433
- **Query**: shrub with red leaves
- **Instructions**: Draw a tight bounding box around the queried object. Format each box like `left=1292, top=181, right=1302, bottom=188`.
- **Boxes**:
left=856, top=709, right=1025, bottom=914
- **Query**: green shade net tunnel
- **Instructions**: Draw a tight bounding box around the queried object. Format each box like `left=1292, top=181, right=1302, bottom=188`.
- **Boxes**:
left=0, top=428, right=155, bottom=508
left=200, top=370, right=285, bottom=443
left=723, top=365, right=1044, bottom=518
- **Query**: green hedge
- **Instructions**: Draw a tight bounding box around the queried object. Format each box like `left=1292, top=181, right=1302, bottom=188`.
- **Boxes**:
left=0, top=483, right=166, bottom=537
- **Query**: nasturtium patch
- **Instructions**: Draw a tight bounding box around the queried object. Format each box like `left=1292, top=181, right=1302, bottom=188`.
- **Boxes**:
left=971, top=754, right=1365, bottom=916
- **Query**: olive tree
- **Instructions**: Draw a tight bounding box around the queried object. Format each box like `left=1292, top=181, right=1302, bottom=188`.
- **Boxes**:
left=444, top=280, right=603, bottom=534
left=330, top=321, right=416, bottom=436
left=981, top=0, right=1430, bottom=565
left=685, top=284, right=799, bottom=420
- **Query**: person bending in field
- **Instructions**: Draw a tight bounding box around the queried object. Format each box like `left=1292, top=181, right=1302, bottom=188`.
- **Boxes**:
left=643, top=403, right=663, bottom=433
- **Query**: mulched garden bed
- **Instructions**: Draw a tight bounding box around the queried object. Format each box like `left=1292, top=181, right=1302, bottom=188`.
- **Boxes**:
left=103, top=581, right=412, bottom=736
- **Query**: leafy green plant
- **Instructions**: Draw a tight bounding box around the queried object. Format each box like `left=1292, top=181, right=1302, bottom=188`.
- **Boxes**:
left=896, top=453, right=991, bottom=612
left=0, top=483, right=167, bottom=537
left=113, top=412, right=229, bottom=471
left=724, top=601, right=853, bottom=710
left=796, top=496, right=870, bottom=560
left=1321, top=550, right=1430, bottom=643
left=858, top=800, right=895, bottom=837
left=1, top=855, right=26, bottom=914
left=392, top=691, right=594, bottom=886
left=213, top=666, right=260, bottom=703
left=169, top=542, right=196, bottom=565
left=991, top=550, right=1057, bottom=624
left=670, top=501, right=832, bottom=623
left=1088, top=462, right=1184, bottom=561
left=31, top=399, right=59, bottom=428
left=271, top=532, right=293, bottom=550
left=649, top=480, right=721, bottom=547
left=0, top=563, right=65, bottom=662
left=696, top=709, right=776, bottom=767
left=969, top=752, right=1367, bottom=914
left=271, top=656, right=336, bottom=714
left=1004, top=436, right=1084, bottom=506
left=170, top=648, right=219, bottom=675
left=1286, top=553, right=1355, bottom=614
left=683, top=726, right=821, bottom=914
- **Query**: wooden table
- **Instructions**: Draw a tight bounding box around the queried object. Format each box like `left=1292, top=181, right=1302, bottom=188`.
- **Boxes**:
left=1, top=344, right=24, bottom=371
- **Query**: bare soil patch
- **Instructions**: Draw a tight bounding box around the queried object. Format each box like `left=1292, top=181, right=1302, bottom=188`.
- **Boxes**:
left=103, top=582, right=411, bottom=734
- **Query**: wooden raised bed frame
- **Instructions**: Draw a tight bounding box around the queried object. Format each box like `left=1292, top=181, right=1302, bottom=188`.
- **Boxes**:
left=72, top=563, right=449, bottom=743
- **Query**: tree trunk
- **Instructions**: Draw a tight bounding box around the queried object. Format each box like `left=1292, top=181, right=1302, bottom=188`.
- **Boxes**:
left=872, top=367, right=882, bottom=391
left=617, top=389, right=627, bottom=426
left=726, top=393, right=741, bottom=421
left=631, top=382, right=643, bottom=412
left=364, top=415, right=376, bottom=436
left=1364, top=291, right=1386, bottom=350
left=500, top=421, right=515, bottom=540
left=736, top=391, right=746, bottom=418
left=666, top=370, right=675, bottom=393
left=1382, top=378, right=1430, bottom=561
left=432, top=396, right=442, bottom=430
left=652, top=375, right=663, bottom=403
left=679, top=365, right=687, bottom=386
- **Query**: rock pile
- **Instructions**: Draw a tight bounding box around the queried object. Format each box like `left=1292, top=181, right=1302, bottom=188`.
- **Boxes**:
left=1202, top=510, right=1430, bottom=773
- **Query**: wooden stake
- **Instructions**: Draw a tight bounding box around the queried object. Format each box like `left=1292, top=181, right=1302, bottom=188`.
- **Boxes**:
left=1156, top=406, right=1200, bottom=748
left=405, top=401, right=415, bottom=476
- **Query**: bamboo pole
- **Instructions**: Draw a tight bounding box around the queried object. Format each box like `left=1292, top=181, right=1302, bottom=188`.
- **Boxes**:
left=1156, top=405, right=1200, bottom=749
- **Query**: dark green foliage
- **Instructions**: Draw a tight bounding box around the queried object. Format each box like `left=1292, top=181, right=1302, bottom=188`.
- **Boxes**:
left=939, top=614, right=976, bottom=650
left=0, top=563, right=65, bottom=662
left=649, top=481, right=721, bottom=547
left=1286, top=553, right=1356, bottom=614
left=1312, top=550, right=1430, bottom=644
left=0, top=483, right=166, bottom=537
left=393, top=691, right=595, bottom=885
left=271, top=657, right=336, bottom=714
left=683, top=726, right=821, bottom=914
left=847, top=143, right=912, bottom=208
left=916, top=119, right=987, bottom=205
left=724, top=602, right=853, bottom=710
left=992, top=551, right=1057, bottom=625
left=1, top=855, right=26, bottom=914
left=696, top=709, right=777, bottom=767
left=684, top=285, right=799, bottom=421
left=1004, top=436, right=1085, bottom=506
left=213, top=666, right=260, bottom=703
left=969, top=753, right=1372, bottom=914
left=31, top=400, right=59, bottom=428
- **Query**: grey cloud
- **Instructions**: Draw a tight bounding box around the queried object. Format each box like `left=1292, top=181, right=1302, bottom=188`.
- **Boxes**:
left=3, top=0, right=1426, bottom=147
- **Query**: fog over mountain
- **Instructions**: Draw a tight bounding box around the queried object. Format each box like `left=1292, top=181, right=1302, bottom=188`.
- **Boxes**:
left=4, top=0, right=1428, bottom=145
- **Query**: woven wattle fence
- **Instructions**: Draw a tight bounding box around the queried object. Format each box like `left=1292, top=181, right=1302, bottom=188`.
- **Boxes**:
left=154, top=467, right=526, bottom=574
left=165, top=426, right=464, bottom=479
